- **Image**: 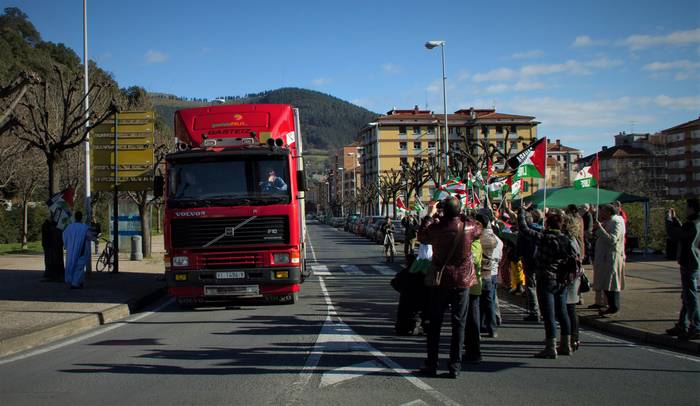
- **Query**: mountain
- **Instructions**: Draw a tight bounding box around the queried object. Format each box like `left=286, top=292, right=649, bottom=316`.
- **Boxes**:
left=150, top=88, right=378, bottom=151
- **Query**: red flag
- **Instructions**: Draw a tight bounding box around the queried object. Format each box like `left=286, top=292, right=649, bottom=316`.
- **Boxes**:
left=63, top=186, right=75, bottom=207
left=590, top=153, right=600, bottom=182
left=396, top=196, right=406, bottom=210
left=486, top=159, right=493, bottom=178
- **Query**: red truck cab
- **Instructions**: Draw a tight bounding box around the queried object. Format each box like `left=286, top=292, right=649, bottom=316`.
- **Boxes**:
left=159, top=104, right=307, bottom=305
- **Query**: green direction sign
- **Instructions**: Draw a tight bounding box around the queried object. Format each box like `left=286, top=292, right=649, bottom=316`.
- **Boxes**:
left=91, top=111, right=155, bottom=192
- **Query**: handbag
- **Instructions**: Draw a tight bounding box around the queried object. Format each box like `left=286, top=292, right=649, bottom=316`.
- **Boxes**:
left=579, top=272, right=591, bottom=293
left=425, top=221, right=464, bottom=287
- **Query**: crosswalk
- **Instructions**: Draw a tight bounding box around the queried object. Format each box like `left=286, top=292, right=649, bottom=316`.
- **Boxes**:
left=310, top=264, right=399, bottom=277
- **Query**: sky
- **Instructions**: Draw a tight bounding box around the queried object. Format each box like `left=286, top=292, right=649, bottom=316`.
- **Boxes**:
left=4, top=0, right=700, bottom=154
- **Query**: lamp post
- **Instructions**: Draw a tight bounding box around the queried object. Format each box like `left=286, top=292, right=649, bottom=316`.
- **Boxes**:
left=425, top=40, right=449, bottom=183
left=337, top=167, right=344, bottom=217
left=83, top=0, right=93, bottom=272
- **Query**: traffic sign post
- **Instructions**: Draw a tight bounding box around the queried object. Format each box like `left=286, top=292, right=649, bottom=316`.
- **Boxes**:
left=91, top=111, right=156, bottom=273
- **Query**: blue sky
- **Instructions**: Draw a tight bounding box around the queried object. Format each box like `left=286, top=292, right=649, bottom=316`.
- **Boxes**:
left=4, top=0, right=700, bottom=154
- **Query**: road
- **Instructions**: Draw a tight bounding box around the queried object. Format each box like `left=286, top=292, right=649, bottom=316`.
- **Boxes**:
left=1, top=221, right=698, bottom=405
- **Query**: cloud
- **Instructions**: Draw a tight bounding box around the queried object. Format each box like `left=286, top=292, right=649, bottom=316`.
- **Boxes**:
left=484, top=81, right=546, bottom=94
left=654, top=95, right=700, bottom=110
left=145, top=50, right=168, bottom=64
left=571, top=35, right=606, bottom=47
left=485, top=84, right=510, bottom=94
left=311, top=77, right=332, bottom=86
left=382, top=63, right=402, bottom=75
left=351, top=98, right=376, bottom=109
left=643, top=60, right=700, bottom=81
left=456, top=69, right=470, bottom=82
left=511, top=50, right=545, bottom=59
left=473, top=68, right=517, bottom=82
left=618, top=27, right=700, bottom=50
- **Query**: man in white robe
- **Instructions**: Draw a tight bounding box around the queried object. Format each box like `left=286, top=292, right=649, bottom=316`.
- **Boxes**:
left=63, top=211, right=92, bottom=289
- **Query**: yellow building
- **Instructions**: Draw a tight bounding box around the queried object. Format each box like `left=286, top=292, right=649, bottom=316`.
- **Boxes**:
left=358, top=106, right=539, bottom=214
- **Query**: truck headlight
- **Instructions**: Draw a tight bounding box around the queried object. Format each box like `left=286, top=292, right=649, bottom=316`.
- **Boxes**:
left=172, top=256, right=189, bottom=267
left=272, top=253, right=290, bottom=264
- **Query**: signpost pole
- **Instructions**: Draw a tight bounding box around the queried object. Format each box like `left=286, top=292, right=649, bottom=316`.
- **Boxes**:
left=112, top=111, right=119, bottom=273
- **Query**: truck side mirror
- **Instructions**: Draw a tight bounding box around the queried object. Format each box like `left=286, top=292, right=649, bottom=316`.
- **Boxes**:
left=153, top=175, right=164, bottom=198
left=296, top=170, right=306, bottom=192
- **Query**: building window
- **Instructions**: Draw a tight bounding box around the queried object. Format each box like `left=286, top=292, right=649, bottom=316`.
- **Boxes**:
left=428, top=141, right=436, bottom=150
left=496, top=125, right=503, bottom=134
left=413, top=126, right=421, bottom=135
left=399, top=142, right=407, bottom=150
left=426, top=127, right=435, bottom=134
left=510, top=125, right=517, bottom=134
left=481, top=126, right=489, bottom=137
left=413, top=141, right=421, bottom=150
left=400, top=157, right=408, bottom=166
left=496, top=141, right=504, bottom=149
left=398, top=126, right=406, bottom=135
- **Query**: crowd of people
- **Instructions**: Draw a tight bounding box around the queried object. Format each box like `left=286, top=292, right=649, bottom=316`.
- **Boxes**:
left=390, top=196, right=700, bottom=378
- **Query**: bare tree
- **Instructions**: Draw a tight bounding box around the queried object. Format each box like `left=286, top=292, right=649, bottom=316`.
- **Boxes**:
left=0, top=71, right=40, bottom=134
left=10, top=149, right=47, bottom=249
left=9, top=65, right=117, bottom=195
left=379, top=169, right=403, bottom=218
left=400, top=157, right=433, bottom=205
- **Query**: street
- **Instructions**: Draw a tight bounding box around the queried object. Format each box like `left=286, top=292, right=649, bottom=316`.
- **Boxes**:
left=0, top=221, right=698, bottom=406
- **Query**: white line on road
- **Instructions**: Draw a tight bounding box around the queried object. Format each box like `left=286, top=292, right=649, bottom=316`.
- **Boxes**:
left=311, top=264, right=331, bottom=276
left=400, top=400, right=430, bottom=406
left=372, top=265, right=396, bottom=276
left=340, top=264, right=363, bottom=275
left=319, top=360, right=386, bottom=388
left=0, top=298, right=175, bottom=365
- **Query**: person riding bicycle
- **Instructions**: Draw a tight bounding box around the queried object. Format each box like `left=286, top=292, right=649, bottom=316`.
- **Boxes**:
left=382, top=217, right=396, bottom=263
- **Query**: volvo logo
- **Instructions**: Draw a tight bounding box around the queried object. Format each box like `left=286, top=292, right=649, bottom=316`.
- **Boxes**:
left=225, top=227, right=235, bottom=236
left=202, top=216, right=258, bottom=248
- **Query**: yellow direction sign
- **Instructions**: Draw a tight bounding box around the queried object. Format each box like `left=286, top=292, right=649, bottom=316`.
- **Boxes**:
left=91, top=111, right=156, bottom=192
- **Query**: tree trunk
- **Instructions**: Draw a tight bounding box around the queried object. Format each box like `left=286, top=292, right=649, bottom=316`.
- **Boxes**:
left=138, top=198, right=151, bottom=258
left=47, top=152, right=62, bottom=195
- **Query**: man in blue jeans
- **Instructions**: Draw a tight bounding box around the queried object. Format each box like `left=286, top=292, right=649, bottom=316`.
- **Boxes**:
left=666, top=198, right=700, bottom=341
left=475, top=213, right=502, bottom=338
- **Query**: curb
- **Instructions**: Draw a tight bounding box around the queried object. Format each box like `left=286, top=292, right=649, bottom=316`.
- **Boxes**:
left=497, top=287, right=700, bottom=355
left=0, top=287, right=167, bottom=358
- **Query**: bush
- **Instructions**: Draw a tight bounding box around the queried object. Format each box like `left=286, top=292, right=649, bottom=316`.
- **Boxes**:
left=0, top=205, right=50, bottom=244
left=624, top=199, right=687, bottom=252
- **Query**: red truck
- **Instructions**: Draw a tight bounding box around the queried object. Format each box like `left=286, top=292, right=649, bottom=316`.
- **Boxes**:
left=156, top=104, right=308, bottom=306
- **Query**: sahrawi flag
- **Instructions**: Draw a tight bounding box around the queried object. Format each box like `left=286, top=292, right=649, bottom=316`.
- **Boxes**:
left=487, top=175, right=510, bottom=198
left=508, top=137, right=546, bottom=179
left=573, top=154, right=600, bottom=189
left=396, top=196, right=407, bottom=211
left=507, top=176, right=523, bottom=197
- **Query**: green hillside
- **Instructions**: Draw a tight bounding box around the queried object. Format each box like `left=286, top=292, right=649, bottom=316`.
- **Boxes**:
left=150, top=88, right=378, bottom=151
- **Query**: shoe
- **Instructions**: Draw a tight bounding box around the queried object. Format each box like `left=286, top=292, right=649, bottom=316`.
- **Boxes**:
left=445, top=370, right=459, bottom=379
left=571, top=337, right=580, bottom=352
left=487, top=332, right=498, bottom=339
left=599, top=308, right=619, bottom=317
left=463, top=353, right=482, bottom=364
left=496, top=317, right=502, bottom=326
left=534, top=338, right=557, bottom=359
left=665, top=325, right=685, bottom=336
left=678, top=331, right=700, bottom=341
left=523, top=315, right=540, bottom=322
left=558, top=335, right=572, bottom=356
left=416, top=366, right=437, bottom=377
left=587, top=304, right=605, bottom=309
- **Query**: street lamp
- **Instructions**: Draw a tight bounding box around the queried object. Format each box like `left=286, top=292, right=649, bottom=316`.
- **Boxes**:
left=425, top=40, right=449, bottom=183
left=337, top=167, right=344, bottom=217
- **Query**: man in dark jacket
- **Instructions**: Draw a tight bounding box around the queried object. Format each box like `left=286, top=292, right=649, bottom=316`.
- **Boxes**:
left=41, top=218, right=65, bottom=282
left=417, top=197, right=482, bottom=378
left=665, top=198, right=700, bottom=341
left=517, top=209, right=541, bottom=322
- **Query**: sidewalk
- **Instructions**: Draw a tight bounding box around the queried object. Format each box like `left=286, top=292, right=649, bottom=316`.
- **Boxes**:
left=503, top=255, right=700, bottom=354
left=0, top=235, right=167, bottom=358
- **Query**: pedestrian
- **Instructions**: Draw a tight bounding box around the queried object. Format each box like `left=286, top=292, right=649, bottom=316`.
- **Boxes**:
left=476, top=212, right=502, bottom=338
left=402, top=214, right=419, bottom=257
left=592, top=204, right=626, bottom=316
left=417, top=197, right=482, bottom=378
left=382, top=216, right=396, bottom=263
left=63, top=211, right=93, bottom=289
left=580, top=204, right=594, bottom=264
left=518, top=203, right=577, bottom=358
left=41, top=218, right=65, bottom=282
left=665, top=199, right=700, bottom=341
left=463, top=235, right=483, bottom=363
left=562, top=211, right=584, bottom=351
left=513, top=207, right=542, bottom=322
left=393, top=254, right=424, bottom=335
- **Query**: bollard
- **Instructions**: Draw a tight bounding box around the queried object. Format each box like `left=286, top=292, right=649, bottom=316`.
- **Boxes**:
left=130, top=235, right=143, bottom=261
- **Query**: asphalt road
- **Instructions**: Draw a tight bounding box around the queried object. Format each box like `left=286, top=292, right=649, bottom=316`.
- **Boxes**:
left=0, top=221, right=698, bottom=406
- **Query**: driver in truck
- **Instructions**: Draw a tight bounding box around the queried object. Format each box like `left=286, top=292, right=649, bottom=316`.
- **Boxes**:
left=260, top=168, right=288, bottom=193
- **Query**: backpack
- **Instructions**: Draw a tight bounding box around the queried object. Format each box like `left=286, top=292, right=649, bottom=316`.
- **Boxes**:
left=556, top=237, right=583, bottom=286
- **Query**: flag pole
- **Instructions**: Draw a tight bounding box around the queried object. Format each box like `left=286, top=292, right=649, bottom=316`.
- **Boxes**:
left=543, top=138, right=548, bottom=213
left=595, top=152, right=600, bottom=221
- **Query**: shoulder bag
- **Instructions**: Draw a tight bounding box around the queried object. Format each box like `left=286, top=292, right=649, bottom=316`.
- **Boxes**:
left=425, top=221, right=464, bottom=287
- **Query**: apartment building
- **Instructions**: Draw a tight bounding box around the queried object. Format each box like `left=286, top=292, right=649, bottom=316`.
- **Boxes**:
left=546, top=139, right=582, bottom=187
left=662, top=117, right=700, bottom=198
left=358, top=106, right=539, bottom=213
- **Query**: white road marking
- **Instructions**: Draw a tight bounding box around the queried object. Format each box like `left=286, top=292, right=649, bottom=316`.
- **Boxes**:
left=311, top=265, right=331, bottom=276
left=400, top=400, right=430, bottom=406
left=319, top=360, right=386, bottom=388
left=341, top=264, right=363, bottom=275
left=372, top=265, right=396, bottom=276
left=307, top=231, right=318, bottom=263
left=0, top=298, right=174, bottom=365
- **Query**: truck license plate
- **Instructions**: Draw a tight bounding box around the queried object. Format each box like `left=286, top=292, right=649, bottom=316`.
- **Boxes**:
left=204, top=285, right=260, bottom=296
left=216, top=271, right=245, bottom=279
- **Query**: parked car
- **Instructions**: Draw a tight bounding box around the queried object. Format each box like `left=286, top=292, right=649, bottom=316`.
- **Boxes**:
left=363, top=216, right=385, bottom=239
left=370, top=219, right=405, bottom=244
left=344, top=213, right=360, bottom=231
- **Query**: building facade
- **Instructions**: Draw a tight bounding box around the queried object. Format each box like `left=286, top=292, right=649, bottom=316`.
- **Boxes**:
left=546, top=139, right=582, bottom=187
left=662, top=117, right=700, bottom=198
left=358, top=106, right=539, bottom=213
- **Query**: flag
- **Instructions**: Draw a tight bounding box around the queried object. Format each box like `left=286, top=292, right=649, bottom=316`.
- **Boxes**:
left=507, top=176, right=523, bottom=196
left=46, top=186, right=75, bottom=231
left=444, top=179, right=467, bottom=195
left=487, top=175, right=509, bottom=198
left=396, top=196, right=407, bottom=210
left=508, top=137, right=546, bottom=179
left=486, top=159, right=493, bottom=178
left=432, top=187, right=451, bottom=201
left=590, top=153, right=600, bottom=182
left=467, top=189, right=481, bottom=209
left=465, top=171, right=474, bottom=187
left=474, top=170, right=485, bottom=186
left=412, top=199, right=424, bottom=213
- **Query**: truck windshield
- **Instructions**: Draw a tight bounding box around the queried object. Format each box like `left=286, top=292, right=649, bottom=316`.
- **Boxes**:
left=168, top=156, right=290, bottom=207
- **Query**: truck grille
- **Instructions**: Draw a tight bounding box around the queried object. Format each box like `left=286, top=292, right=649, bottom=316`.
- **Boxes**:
left=171, top=216, right=289, bottom=248
left=202, top=252, right=261, bottom=269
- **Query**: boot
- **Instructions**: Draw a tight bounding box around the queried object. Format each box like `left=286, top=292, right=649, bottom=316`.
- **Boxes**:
left=558, top=335, right=572, bottom=355
left=534, top=338, right=557, bottom=359
left=571, top=335, right=580, bottom=352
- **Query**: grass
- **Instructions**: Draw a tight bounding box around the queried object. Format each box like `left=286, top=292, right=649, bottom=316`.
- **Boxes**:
left=0, top=241, right=43, bottom=255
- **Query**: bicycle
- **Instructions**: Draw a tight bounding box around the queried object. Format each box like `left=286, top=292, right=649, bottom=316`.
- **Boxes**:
left=96, top=238, right=116, bottom=272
